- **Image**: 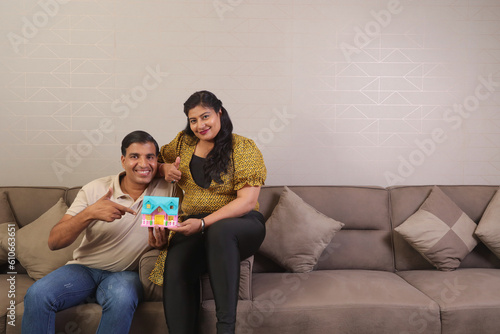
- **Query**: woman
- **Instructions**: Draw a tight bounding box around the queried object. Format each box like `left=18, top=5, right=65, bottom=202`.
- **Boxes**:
left=149, top=90, right=267, bottom=334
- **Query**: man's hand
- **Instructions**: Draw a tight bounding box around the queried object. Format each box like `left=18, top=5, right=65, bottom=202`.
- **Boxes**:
left=148, top=226, right=169, bottom=249
left=163, top=157, right=182, bottom=183
left=89, top=188, right=136, bottom=222
left=48, top=187, right=136, bottom=250
left=168, top=218, right=201, bottom=236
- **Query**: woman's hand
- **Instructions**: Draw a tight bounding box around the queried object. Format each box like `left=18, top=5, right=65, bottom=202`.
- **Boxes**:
left=168, top=218, right=202, bottom=236
left=148, top=226, right=169, bottom=249
left=162, top=156, right=182, bottom=183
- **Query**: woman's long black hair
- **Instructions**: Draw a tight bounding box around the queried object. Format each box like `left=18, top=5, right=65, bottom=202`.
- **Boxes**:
left=183, top=90, right=233, bottom=184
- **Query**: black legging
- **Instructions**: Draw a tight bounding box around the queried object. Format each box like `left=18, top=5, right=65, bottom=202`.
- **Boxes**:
left=163, top=210, right=266, bottom=334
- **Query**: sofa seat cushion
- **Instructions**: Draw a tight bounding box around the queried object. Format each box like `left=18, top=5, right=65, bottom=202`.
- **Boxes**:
left=0, top=274, right=34, bottom=332
left=217, top=270, right=440, bottom=334
left=14, top=300, right=168, bottom=334
left=0, top=273, right=34, bottom=304
left=398, top=269, right=500, bottom=334
left=13, top=301, right=102, bottom=334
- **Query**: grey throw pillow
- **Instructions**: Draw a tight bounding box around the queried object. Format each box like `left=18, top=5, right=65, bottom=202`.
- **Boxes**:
left=259, top=186, right=344, bottom=273
left=395, top=186, right=478, bottom=271
left=475, top=187, right=500, bottom=259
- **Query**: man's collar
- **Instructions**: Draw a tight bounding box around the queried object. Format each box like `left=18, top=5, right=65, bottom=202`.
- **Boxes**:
left=114, top=171, right=156, bottom=201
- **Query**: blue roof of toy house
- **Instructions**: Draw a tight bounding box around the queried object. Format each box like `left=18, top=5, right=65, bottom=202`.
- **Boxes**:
left=142, top=196, right=179, bottom=215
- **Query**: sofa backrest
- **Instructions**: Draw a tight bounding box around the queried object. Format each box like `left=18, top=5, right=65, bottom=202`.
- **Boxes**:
left=255, top=186, right=395, bottom=273
left=390, top=185, right=500, bottom=271
left=66, top=187, right=82, bottom=207
left=1, top=186, right=71, bottom=228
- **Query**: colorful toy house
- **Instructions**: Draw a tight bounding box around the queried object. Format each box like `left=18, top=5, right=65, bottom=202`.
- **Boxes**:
left=141, top=196, right=179, bottom=228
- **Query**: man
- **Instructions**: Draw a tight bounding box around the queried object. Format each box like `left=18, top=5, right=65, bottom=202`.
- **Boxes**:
left=22, top=130, right=173, bottom=334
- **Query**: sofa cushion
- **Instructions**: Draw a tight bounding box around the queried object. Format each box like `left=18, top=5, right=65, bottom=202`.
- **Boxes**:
left=475, top=187, right=500, bottom=259
left=0, top=273, right=34, bottom=310
left=256, top=186, right=394, bottom=273
left=390, top=185, right=500, bottom=271
left=395, top=186, right=478, bottom=271
left=398, top=269, right=500, bottom=334
left=15, top=198, right=83, bottom=280
left=221, top=270, right=440, bottom=334
left=0, top=273, right=35, bottom=331
left=0, top=187, right=67, bottom=228
left=259, top=186, right=344, bottom=273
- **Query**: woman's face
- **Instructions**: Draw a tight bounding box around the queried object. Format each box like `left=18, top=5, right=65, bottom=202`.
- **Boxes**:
left=187, top=105, right=222, bottom=143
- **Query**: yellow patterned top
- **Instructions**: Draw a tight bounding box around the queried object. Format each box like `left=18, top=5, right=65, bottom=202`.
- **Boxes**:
left=148, top=131, right=267, bottom=286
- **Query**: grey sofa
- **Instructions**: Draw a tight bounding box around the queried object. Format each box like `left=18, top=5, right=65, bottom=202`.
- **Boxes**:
left=1, top=185, right=500, bottom=334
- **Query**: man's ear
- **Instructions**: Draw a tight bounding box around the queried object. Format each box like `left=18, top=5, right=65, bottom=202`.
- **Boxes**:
left=121, top=155, right=126, bottom=169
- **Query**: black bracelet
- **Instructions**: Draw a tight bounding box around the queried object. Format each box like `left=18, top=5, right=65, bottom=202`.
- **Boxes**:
left=200, top=218, right=205, bottom=234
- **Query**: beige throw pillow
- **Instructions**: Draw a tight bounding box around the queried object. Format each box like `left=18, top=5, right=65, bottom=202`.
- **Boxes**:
left=16, top=198, right=83, bottom=280
left=475, top=187, right=500, bottom=259
left=259, top=186, right=344, bottom=273
left=395, top=186, right=478, bottom=271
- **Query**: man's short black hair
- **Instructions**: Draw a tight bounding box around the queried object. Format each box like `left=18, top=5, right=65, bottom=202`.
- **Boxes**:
left=121, top=130, right=159, bottom=156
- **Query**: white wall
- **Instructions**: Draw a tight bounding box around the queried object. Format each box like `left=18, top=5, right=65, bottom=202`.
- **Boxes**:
left=1, top=0, right=500, bottom=187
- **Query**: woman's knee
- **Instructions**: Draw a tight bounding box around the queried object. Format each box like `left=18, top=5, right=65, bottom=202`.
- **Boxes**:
left=205, top=219, right=236, bottom=244
left=205, top=216, right=265, bottom=251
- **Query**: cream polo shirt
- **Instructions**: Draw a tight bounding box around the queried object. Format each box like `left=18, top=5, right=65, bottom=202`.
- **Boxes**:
left=66, top=173, right=174, bottom=272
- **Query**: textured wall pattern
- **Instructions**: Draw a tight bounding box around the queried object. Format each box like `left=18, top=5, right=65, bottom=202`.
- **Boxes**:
left=1, top=0, right=500, bottom=187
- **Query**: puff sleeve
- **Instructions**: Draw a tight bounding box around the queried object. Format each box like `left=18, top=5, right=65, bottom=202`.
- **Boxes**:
left=158, top=131, right=185, bottom=164
left=232, top=136, right=267, bottom=191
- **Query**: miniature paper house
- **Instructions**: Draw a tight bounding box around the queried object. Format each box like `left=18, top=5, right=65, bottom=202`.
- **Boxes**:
left=141, top=196, right=179, bottom=228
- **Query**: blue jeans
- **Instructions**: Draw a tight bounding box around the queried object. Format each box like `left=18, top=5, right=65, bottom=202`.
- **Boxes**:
left=22, top=264, right=143, bottom=334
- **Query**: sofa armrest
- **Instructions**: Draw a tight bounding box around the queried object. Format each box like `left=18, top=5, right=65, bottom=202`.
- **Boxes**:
left=138, top=249, right=163, bottom=302
left=201, top=256, right=254, bottom=301
left=140, top=251, right=255, bottom=302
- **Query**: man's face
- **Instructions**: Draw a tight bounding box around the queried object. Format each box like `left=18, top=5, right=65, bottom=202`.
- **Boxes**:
left=121, top=142, right=158, bottom=186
